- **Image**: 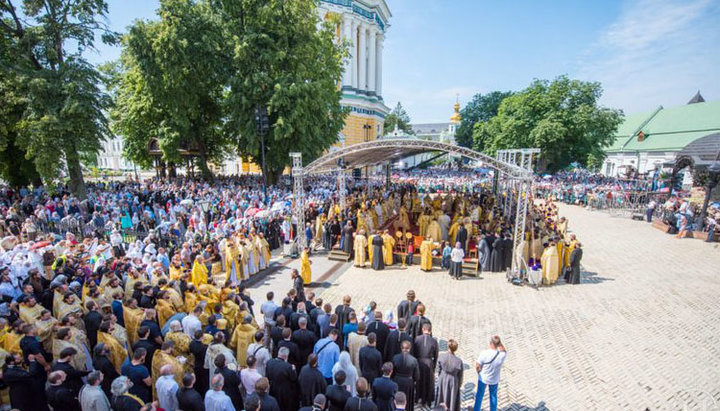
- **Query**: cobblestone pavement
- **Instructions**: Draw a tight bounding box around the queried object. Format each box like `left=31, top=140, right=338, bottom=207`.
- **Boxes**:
left=272, top=205, right=720, bottom=411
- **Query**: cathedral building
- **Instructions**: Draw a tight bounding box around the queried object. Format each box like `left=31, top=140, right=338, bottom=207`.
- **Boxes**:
left=316, top=0, right=392, bottom=147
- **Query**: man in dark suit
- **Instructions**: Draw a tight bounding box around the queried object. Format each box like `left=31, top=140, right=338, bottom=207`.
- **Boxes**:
left=177, top=373, right=204, bottom=411
left=366, top=311, right=390, bottom=354
left=456, top=223, right=468, bottom=252
left=292, top=317, right=317, bottom=368
left=132, top=326, right=158, bottom=370
left=51, top=347, right=91, bottom=398
left=359, top=333, right=383, bottom=387
left=266, top=347, right=299, bottom=411
left=372, top=363, right=398, bottom=411
left=83, top=301, right=103, bottom=349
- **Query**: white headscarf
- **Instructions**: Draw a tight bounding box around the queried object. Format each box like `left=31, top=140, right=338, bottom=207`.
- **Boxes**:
left=331, top=351, right=358, bottom=396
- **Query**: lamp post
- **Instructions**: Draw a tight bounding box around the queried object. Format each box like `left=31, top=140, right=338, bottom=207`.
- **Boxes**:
left=254, top=105, right=270, bottom=201
left=698, top=158, right=720, bottom=231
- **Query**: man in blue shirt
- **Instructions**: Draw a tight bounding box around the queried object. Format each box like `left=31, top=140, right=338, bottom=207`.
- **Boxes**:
left=313, top=329, right=340, bottom=385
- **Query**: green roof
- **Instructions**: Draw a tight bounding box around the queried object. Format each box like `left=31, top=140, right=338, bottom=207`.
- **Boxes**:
left=606, top=100, right=720, bottom=153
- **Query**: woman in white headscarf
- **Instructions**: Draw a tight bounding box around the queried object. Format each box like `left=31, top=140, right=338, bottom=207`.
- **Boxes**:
left=331, top=351, right=358, bottom=396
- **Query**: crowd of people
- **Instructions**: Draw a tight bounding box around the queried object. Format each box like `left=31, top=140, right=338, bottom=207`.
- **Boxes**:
left=0, top=166, right=586, bottom=411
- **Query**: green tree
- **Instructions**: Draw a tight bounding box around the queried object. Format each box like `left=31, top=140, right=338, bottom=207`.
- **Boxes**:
left=383, top=102, right=413, bottom=135
left=474, top=76, right=623, bottom=171
left=108, top=0, right=231, bottom=178
left=218, top=0, right=347, bottom=184
left=455, top=91, right=512, bottom=148
left=0, top=0, right=115, bottom=198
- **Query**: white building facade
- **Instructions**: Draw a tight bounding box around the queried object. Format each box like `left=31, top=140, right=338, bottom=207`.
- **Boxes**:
left=97, top=136, right=134, bottom=171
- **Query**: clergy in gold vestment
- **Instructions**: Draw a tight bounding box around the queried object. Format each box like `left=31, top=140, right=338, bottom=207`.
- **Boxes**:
left=382, top=231, right=395, bottom=266
left=419, top=239, right=435, bottom=271
left=57, top=292, right=83, bottom=320
left=225, top=241, right=242, bottom=284
left=426, top=219, right=442, bottom=243
left=98, top=325, right=127, bottom=374
left=123, top=302, right=144, bottom=346
left=151, top=342, right=184, bottom=400
left=367, top=234, right=376, bottom=263
left=300, top=248, right=312, bottom=285
left=19, top=298, right=43, bottom=324
left=53, top=327, right=88, bottom=371
left=165, top=321, right=194, bottom=373
left=354, top=231, right=368, bottom=267
left=540, top=244, right=560, bottom=285
left=191, top=256, right=208, bottom=285
left=36, top=311, right=58, bottom=352
left=155, top=292, right=174, bottom=328
left=229, top=315, right=256, bottom=367
left=205, top=334, right=237, bottom=386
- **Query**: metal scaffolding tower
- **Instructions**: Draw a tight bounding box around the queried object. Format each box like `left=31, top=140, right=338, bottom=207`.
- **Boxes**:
left=290, top=152, right=306, bottom=249
left=337, top=168, right=346, bottom=211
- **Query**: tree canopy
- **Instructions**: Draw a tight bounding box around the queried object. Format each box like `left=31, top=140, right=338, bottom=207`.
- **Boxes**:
left=455, top=91, right=512, bottom=149
left=383, top=102, right=413, bottom=135
left=0, top=0, right=115, bottom=197
left=218, top=0, right=347, bottom=184
left=108, top=0, right=232, bottom=178
left=474, top=76, right=623, bottom=171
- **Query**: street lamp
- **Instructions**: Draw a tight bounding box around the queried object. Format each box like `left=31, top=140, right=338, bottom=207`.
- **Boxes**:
left=254, top=105, right=270, bottom=201
left=698, top=158, right=720, bottom=231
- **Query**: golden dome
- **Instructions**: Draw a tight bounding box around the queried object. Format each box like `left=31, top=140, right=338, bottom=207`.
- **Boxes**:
left=450, top=100, right=461, bottom=123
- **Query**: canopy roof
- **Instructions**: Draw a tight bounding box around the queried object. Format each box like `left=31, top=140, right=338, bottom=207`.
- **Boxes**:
left=674, top=133, right=720, bottom=168
left=304, top=138, right=530, bottom=178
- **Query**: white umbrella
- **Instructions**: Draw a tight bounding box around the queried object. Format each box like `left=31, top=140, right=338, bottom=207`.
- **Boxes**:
left=180, top=199, right=194, bottom=206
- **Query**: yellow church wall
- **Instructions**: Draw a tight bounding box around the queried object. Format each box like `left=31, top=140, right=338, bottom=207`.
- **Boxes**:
left=341, top=113, right=381, bottom=146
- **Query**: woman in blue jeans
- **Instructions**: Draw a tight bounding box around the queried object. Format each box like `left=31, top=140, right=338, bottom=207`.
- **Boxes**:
left=473, top=335, right=507, bottom=411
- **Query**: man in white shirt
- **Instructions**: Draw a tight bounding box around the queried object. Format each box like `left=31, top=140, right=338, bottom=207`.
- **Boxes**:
left=156, top=365, right=179, bottom=411
left=182, top=305, right=204, bottom=338
left=247, top=332, right=271, bottom=376
left=473, top=335, right=507, bottom=411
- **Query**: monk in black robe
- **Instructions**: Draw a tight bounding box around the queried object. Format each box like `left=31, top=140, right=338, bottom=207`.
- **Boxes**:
left=478, top=235, right=491, bottom=272
left=489, top=236, right=504, bottom=272
left=298, top=354, right=327, bottom=407
left=503, top=235, right=514, bottom=270
left=392, top=341, right=420, bottom=411
left=407, top=304, right=431, bottom=340
left=567, top=244, right=583, bottom=284
left=383, top=319, right=412, bottom=362
left=266, top=355, right=300, bottom=411
left=371, top=234, right=385, bottom=270
left=456, top=224, right=468, bottom=252
left=342, top=222, right=354, bottom=255
left=396, top=291, right=421, bottom=326
left=413, top=325, right=438, bottom=407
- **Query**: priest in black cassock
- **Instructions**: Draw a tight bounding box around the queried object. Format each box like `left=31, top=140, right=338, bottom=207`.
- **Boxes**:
left=371, top=233, right=385, bottom=270
left=413, top=323, right=438, bottom=407
left=503, top=233, right=514, bottom=271
left=456, top=223, right=468, bottom=253
left=298, top=353, right=328, bottom=407
left=383, top=319, right=412, bottom=362
left=342, top=221, right=354, bottom=255
left=489, top=235, right=505, bottom=272
left=396, top=291, right=421, bottom=326
left=391, top=341, right=420, bottom=411
left=266, top=348, right=300, bottom=411
left=478, top=234, right=491, bottom=272
left=407, top=304, right=431, bottom=340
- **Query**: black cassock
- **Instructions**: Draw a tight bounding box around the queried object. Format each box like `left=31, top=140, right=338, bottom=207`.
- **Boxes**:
left=298, top=364, right=327, bottom=407
left=489, top=237, right=504, bottom=272
left=478, top=239, right=491, bottom=272
left=371, top=235, right=385, bottom=270
left=503, top=238, right=514, bottom=270
left=567, top=248, right=583, bottom=284
left=392, top=352, right=420, bottom=411
left=456, top=226, right=468, bottom=251
left=413, top=334, right=438, bottom=406
left=397, top=299, right=421, bottom=327
left=383, top=330, right=413, bottom=362
left=266, top=358, right=300, bottom=411
left=343, top=225, right=354, bottom=255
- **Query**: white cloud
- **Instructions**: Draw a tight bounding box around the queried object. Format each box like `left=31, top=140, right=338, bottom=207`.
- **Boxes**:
left=576, top=0, right=720, bottom=114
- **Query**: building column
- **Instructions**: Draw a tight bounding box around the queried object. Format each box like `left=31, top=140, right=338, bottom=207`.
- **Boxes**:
left=368, top=28, right=377, bottom=95
left=376, top=33, right=383, bottom=98
left=350, top=19, right=358, bottom=89
left=357, top=23, right=367, bottom=92
left=342, top=16, right=353, bottom=88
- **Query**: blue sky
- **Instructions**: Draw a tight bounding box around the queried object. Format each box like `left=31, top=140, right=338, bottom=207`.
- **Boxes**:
left=89, top=0, right=720, bottom=122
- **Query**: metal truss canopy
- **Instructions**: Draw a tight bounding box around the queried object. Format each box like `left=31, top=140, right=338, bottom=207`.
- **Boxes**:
left=304, top=139, right=531, bottom=179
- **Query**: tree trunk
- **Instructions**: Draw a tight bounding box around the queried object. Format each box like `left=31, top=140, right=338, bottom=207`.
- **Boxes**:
left=267, top=167, right=284, bottom=186
left=65, top=145, right=87, bottom=199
